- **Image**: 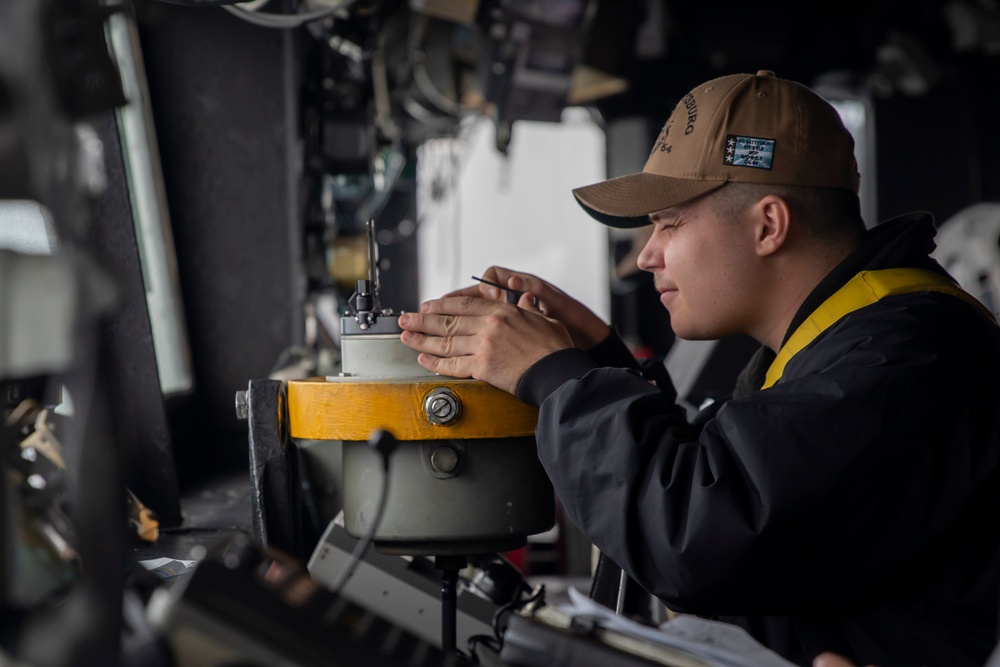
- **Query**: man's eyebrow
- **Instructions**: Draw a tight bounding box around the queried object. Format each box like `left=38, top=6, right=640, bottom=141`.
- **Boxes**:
left=649, top=209, right=681, bottom=224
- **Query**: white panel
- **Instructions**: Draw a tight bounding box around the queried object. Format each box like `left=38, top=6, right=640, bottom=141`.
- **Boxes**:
left=418, top=107, right=609, bottom=320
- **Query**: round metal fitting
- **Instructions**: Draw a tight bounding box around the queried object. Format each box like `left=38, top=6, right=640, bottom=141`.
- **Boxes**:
left=429, top=446, right=460, bottom=474
left=423, top=387, right=462, bottom=426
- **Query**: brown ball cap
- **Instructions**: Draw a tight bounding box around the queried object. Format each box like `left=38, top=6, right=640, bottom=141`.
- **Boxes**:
left=572, top=70, right=861, bottom=228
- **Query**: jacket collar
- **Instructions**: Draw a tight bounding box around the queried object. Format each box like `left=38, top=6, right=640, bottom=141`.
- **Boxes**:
left=734, top=211, right=946, bottom=397
left=781, top=211, right=945, bottom=349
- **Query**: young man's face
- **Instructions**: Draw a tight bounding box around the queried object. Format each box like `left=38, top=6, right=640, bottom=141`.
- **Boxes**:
left=637, top=191, right=762, bottom=341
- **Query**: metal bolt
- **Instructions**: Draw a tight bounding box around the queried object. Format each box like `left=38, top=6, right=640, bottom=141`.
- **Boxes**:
left=423, top=388, right=461, bottom=426
left=429, top=446, right=460, bottom=474
left=234, top=390, right=248, bottom=420
left=430, top=397, right=450, bottom=417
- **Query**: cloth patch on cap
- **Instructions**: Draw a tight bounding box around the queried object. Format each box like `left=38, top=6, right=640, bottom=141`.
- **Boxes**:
left=724, top=135, right=775, bottom=170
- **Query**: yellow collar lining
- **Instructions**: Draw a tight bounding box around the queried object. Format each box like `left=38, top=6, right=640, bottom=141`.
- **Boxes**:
left=762, top=268, right=995, bottom=390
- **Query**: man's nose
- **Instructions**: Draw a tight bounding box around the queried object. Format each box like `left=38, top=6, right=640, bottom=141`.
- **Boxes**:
left=636, top=233, right=658, bottom=273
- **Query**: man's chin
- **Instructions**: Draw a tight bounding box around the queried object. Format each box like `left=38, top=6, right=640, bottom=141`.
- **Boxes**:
left=671, top=327, right=727, bottom=342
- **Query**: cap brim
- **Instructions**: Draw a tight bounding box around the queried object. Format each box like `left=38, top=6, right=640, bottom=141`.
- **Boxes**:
left=572, top=172, right=728, bottom=228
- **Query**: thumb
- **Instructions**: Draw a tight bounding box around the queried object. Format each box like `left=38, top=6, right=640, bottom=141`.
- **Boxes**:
left=508, top=273, right=540, bottom=294
left=509, top=274, right=553, bottom=305
left=517, top=291, right=542, bottom=313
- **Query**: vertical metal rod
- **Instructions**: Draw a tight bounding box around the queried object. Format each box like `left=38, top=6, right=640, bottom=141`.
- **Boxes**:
left=436, top=554, right=466, bottom=654
left=441, top=566, right=458, bottom=654
left=615, top=568, right=629, bottom=615
left=366, top=218, right=379, bottom=294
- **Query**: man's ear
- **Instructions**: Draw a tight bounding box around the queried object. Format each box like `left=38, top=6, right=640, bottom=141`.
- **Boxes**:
left=752, top=195, right=791, bottom=257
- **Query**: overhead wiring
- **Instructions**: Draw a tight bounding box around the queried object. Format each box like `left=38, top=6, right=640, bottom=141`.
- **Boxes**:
left=234, top=0, right=271, bottom=10
left=221, top=1, right=352, bottom=29
left=150, top=0, right=357, bottom=27
left=150, top=0, right=261, bottom=5
left=371, top=15, right=401, bottom=144
left=407, top=13, right=465, bottom=118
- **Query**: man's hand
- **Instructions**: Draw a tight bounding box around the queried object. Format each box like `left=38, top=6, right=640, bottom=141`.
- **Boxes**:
left=398, top=295, right=574, bottom=394
left=813, top=652, right=876, bottom=667
left=448, top=266, right=610, bottom=350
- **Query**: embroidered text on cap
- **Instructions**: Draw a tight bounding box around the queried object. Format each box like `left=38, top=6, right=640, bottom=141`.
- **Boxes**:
left=724, top=135, right=775, bottom=170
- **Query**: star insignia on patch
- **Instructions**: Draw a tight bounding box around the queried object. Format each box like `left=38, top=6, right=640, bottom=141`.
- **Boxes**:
left=723, top=134, right=775, bottom=170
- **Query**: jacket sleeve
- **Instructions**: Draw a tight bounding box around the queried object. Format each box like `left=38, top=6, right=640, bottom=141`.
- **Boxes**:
left=516, top=328, right=677, bottom=407
left=585, top=327, right=641, bottom=370
left=528, top=295, right=1000, bottom=616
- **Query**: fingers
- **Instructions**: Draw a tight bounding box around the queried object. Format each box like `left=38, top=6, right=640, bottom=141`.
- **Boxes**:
left=485, top=267, right=549, bottom=301
left=397, top=286, right=573, bottom=394
left=400, top=327, right=478, bottom=358
left=507, top=273, right=549, bottom=298
left=508, top=274, right=574, bottom=319
left=812, top=653, right=862, bottom=667
left=452, top=267, right=561, bottom=306
left=398, top=311, right=473, bottom=340
left=412, top=352, right=474, bottom=379
left=516, top=291, right=536, bottom=311
left=418, top=295, right=513, bottom=319
left=398, top=299, right=512, bottom=355
left=444, top=272, right=510, bottom=301
left=517, top=291, right=542, bottom=313
left=444, top=284, right=488, bottom=299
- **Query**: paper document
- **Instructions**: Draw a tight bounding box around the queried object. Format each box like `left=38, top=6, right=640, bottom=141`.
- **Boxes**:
left=558, top=587, right=798, bottom=667
left=138, top=557, right=198, bottom=580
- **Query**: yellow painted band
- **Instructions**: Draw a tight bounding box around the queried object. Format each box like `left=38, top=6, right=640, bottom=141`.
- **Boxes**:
left=287, top=377, right=539, bottom=441
left=763, top=268, right=995, bottom=390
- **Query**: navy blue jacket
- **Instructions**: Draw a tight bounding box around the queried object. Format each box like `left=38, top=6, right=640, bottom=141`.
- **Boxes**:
left=516, top=213, right=1000, bottom=666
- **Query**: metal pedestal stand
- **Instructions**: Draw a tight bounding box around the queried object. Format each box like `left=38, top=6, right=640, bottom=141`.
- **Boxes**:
left=435, top=555, right=468, bottom=654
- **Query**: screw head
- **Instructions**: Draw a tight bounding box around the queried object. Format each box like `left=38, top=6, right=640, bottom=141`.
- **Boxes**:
left=423, top=388, right=461, bottom=426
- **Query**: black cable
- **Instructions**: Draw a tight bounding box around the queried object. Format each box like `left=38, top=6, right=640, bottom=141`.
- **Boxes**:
left=441, top=565, right=459, bottom=653
left=464, top=583, right=546, bottom=662
left=463, top=634, right=501, bottom=664
left=324, top=430, right=396, bottom=597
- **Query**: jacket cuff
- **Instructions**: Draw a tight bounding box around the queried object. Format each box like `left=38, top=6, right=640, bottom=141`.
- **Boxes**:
left=587, top=327, right=640, bottom=370
left=515, top=349, right=598, bottom=407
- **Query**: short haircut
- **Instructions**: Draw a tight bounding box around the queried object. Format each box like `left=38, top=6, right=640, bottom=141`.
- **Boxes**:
left=709, top=182, right=867, bottom=245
